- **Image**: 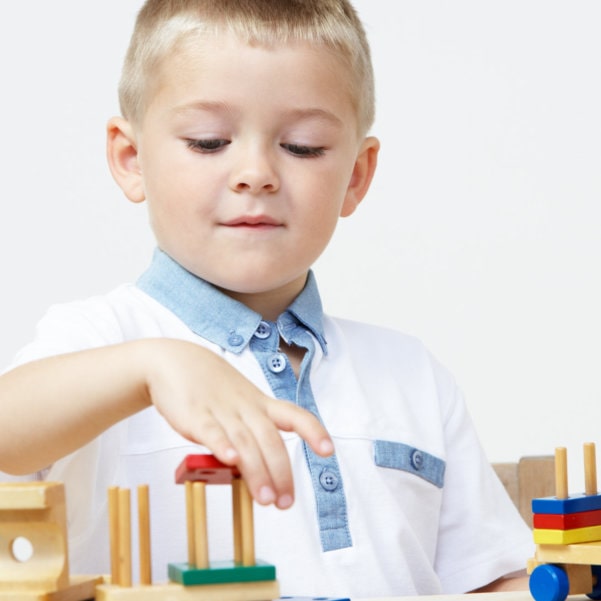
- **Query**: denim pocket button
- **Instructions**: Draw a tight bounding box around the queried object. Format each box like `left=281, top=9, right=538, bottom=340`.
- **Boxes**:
left=411, top=449, right=424, bottom=471
left=319, top=469, right=339, bottom=491
left=267, top=353, right=286, bottom=373
left=254, top=321, right=272, bottom=339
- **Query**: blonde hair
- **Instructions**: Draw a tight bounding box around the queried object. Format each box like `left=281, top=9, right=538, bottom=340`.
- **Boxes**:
left=119, top=0, right=375, bottom=135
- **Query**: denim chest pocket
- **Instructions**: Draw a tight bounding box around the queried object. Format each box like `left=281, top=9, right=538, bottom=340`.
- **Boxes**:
left=374, top=440, right=445, bottom=488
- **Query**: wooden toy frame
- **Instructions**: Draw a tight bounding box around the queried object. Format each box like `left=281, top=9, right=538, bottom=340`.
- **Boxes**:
left=0, top=482, right=101, bottom=601
left=96, top=455, right=279, bottom=601
left=528, top=443, right=601, bottom=601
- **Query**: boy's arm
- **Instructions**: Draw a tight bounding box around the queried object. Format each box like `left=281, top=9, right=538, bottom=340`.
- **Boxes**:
left=0, top=338, right=333, bottom=508
left=470, top=572, right=529, bottom=592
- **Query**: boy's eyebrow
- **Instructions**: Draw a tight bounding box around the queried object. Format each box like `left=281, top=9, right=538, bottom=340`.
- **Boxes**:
left=172, top=101, right=344, bottom=127
left=284, top=107, right=344, bottom=127
left=172, top=100, right=233, bottom=117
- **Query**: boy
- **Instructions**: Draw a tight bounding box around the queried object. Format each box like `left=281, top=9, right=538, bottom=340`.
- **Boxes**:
left=0, top=0, right=533, bottom=597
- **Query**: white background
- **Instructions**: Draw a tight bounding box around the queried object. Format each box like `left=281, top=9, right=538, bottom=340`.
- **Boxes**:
left=1, top=2, right=600, bottom=488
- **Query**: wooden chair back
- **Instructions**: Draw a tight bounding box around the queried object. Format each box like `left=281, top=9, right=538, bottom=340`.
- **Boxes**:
left=493, top=455, right=555, bottom=527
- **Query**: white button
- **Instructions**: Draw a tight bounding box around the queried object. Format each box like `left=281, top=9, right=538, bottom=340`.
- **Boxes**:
left=254, top=321, right=272, bottom=339
left=319, top=469, right=339, bottom=491
left=268, top=353, right=287, bottom=373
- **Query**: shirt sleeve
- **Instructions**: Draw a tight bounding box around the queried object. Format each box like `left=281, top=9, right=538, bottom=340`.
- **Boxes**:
left=432, top=358, right=534, bottom=593
left=3, top=297, right=126, bottom=374
left=0, top=296, right=128, bottom=550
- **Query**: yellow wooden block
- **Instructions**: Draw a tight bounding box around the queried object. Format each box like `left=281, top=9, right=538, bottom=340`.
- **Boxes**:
left=96, top=579, right=280, bottom=601
left=533, top=524, right=601, bottom=544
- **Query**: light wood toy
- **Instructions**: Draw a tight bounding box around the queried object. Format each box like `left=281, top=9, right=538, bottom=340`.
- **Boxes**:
left=96, top=454, right=280, bottom=601
left=528, top=442, right=601, bottom=601
left=0, top=481, right=102, bottom=601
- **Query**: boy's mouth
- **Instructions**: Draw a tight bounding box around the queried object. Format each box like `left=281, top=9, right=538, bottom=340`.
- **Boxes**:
left=223, top=215, right=282, bottom=229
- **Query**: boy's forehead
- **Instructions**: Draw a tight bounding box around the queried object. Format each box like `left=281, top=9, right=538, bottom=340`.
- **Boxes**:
left=142, top=34, right=360, bottom=136
left=160, top=31, right=355, bottom=96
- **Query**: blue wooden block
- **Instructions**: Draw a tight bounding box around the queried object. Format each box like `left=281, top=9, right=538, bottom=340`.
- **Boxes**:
left=276, top=598, right=350, bottom=601
left=532, top=493, right=601, bottom=515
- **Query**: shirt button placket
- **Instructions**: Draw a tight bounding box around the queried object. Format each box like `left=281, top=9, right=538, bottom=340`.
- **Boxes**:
left=249, top=315, right=352, bottom=552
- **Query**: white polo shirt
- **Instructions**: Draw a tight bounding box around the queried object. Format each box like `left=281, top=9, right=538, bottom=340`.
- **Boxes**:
left=2, top=250, right=533, bottom=598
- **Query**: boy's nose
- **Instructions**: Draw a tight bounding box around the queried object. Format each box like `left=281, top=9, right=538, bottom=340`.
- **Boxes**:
left=228, top=148, right=280, bottom=194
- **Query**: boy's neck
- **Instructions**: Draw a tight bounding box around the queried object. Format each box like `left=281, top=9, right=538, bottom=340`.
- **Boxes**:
left=218, top=274, right=308, bottom=322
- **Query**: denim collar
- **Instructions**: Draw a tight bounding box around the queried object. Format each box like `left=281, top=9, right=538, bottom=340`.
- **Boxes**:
left=136, top=249, right=327, bottom=355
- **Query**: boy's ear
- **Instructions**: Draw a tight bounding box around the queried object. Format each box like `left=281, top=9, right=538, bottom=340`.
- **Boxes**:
left=106, top=117, right=145, bottom=204
left=340, top=136, right=380, bottom=218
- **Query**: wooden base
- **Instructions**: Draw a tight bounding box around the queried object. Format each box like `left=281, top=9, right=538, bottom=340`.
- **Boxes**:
left=96, top=579, right=280, bottom=601
left=0, top=575, right=103, bottom=601
left=536, top=540, right=601, bottom=564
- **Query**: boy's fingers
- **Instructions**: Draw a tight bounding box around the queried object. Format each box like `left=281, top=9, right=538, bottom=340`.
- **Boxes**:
left=238, top=409, right=296, bottom=508
left=179, top=393, right=332, bottom=509
left=185, top=414, right=239, bottom=466
left=267, top=400, right=334, bottom=458
left=190, top=413, right=276, bottom=506
left=221, top=417, right=283, bottom=506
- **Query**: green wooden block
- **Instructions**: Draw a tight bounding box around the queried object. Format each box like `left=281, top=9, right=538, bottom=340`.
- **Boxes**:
left=168, top=559, right=276, bottom=586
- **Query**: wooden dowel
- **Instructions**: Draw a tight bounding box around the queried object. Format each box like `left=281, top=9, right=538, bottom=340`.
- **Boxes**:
left=232, top=479, right=242, bottom=564
left=137, top=485, right=152, bottom=585
left=238, top=479, right=255, bottom=566
left=584, top=442, right=598, bottom=496
left=185, top=481, right=195, bottom=566
left=118, top=488, right=132, bottom=587
left=555, top=447, right=569, bottom=500
left=108, top=487, right=120, bottom=586
left=193, top=482, right=209, bottom=569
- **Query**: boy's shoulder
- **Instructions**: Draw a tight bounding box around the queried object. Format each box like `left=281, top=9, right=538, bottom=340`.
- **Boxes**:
left=323, top=313, right=457, bottom=386
left=321, top=314, right=463, bottom=421
left=8, top=284, right=161, bottom=370
left=40, top=282, right=205, bottom=340
left=39, top=283, right=146, bottom=333
left=324, top=313, right=427, bottom=353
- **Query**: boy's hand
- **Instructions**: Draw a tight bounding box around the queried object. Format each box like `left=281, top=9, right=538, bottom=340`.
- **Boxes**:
left=140, top=338, right=334, bottom=509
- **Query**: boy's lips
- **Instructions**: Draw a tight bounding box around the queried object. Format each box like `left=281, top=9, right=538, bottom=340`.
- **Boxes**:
left=222, top=215, right=282, bottom=228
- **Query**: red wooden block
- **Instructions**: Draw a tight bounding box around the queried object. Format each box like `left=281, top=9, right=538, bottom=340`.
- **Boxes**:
left=175, top=454, right=240, bottom=484
left=533, top=508, right=601, bottom=530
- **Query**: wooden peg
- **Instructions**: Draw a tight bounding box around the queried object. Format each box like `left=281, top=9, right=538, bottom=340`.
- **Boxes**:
left=584, top=442, right=598, bottom=496
left=137, top=485, right=152, bottom=585
left=185, top=481, right=195, bottom=566
left=237, top=479, right=255, bottom=566
left=555, top=447, right=568, bottom=500
left=192, top=482, right=209, bottom=569
left=232, top=479, right=242, bottom=564
left=117, top=488, right=132, bottom=587
left=108, top=487, right=121, bottom=586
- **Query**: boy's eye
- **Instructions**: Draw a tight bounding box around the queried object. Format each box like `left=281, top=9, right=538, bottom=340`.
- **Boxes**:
left=281, top=143, right=326, bottom=158
left=186, top=138, right=230, bottom=153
